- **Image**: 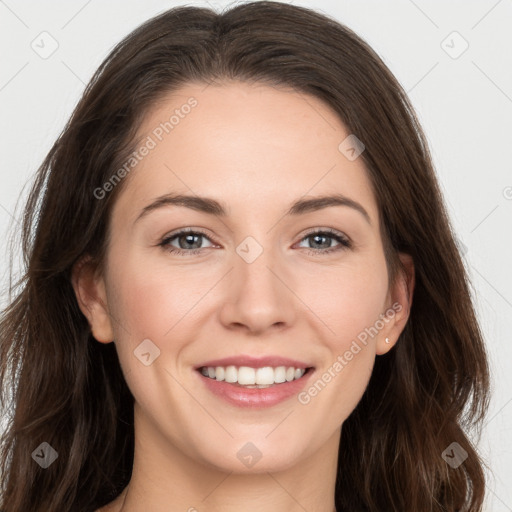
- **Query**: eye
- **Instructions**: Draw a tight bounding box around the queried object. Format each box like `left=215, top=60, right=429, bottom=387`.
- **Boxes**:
left=296, top=228, right=351, bottom=256
left=159, top=228, right=216, bottom=256
left=158, top=227, right=352, bottom=257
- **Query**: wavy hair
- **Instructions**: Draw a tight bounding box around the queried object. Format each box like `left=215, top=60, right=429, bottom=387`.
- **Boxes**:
left=0, top=2, right=490, bottom=510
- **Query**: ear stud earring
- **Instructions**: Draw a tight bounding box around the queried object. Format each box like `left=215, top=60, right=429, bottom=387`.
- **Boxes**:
left=385, top=337, right=390, bottom=344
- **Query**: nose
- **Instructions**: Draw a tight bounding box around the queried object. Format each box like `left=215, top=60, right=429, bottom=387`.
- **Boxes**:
left=218, top=245, right=297, bottom=335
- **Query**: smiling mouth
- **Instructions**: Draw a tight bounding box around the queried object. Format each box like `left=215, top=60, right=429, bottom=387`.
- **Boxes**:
left=197, top=365, right=314, bottom=388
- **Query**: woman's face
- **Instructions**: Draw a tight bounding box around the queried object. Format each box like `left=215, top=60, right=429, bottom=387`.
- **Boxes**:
left=75, top=81, right=412, bottom=474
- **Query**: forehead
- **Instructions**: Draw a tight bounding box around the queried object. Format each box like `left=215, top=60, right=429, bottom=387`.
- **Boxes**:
left=111, top=81, right=378, bottom=227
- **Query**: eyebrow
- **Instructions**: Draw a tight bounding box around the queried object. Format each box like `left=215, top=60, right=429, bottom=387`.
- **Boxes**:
left=134, top=192, right=371, bottom=225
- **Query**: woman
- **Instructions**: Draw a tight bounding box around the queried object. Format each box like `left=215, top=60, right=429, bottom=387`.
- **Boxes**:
left=0, top=2, right=490, bottom=511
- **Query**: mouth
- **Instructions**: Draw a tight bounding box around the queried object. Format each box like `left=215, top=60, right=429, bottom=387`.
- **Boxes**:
left=197, top=365, right=314, bottom=388
left=195, top=364, right=316, bottom=408
left=197, top=365, right=313, bottom=389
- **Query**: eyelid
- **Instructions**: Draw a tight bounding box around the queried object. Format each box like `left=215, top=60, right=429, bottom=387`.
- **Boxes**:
left=294, top=227, right=352, bottom=253
left=158, top=226, right=353, bottom=258
left=161, top=225, right=350, bottom=240
left=159, top=227, right=219, bottom=248
left=298, top=226, right=350, bottom=242
left=162, top=226, right=217, bottom=241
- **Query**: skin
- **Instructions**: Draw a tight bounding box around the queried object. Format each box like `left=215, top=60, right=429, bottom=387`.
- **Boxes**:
left=72, top=81, right=414, bottom=512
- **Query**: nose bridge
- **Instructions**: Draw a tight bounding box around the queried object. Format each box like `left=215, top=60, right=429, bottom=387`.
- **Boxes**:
left=219, top=232, right=296, bottom=333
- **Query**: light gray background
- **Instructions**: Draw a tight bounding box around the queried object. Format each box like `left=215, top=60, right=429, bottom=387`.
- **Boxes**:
left=1, top=0, right=511, bottom=509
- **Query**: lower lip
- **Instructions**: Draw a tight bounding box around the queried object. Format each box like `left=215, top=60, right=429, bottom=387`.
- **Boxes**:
left=196, top=368, right=315, bottom=408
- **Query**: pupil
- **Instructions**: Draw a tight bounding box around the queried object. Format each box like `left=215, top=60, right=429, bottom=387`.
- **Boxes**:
left=181, top=234, right=200, bottom=249
left=312, top=234, right=328, bottom=248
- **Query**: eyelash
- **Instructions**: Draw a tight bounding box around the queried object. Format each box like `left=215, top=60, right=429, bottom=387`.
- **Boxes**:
left=158, top=227, right=352, bottom=257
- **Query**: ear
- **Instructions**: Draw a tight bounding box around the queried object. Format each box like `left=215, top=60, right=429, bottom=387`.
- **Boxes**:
left=376, top=252, right=415, bottom=355
left=71, top=255, right=114, bottom=344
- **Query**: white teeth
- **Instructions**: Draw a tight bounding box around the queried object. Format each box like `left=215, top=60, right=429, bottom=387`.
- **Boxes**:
left=200, top=365, right=308, bottom=386
left=238, top=366, right=256, bottom=385
left=256, top=367, right=274, bottom=385
left=274, top=366, right=287, bottom=383
left=215, top=366, right=225, bottom=381
left=225, top=365, right=237, bottom=383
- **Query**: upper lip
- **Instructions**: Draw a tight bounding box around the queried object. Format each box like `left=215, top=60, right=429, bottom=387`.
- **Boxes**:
left=195, top=355, right=314, bottom=370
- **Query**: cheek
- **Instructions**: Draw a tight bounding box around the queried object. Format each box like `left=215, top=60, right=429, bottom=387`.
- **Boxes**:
left=106, top=248, right=209, bottom=340
left=299, top=257, right=389, bottom=347
left=104, top=252, right=202, bottom=412
left=294, top=263, right=386, bottom=426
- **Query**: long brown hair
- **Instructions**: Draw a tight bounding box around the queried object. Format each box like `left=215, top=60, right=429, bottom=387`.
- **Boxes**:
left=0, top=2, right=490, bottom=510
